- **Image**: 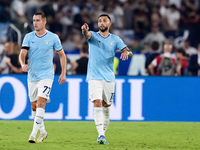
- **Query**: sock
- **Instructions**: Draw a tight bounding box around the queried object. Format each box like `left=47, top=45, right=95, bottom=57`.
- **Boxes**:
left=32, top=111, right=36, bottom=119
left=32, top=110, right=46, bottom=134
left=40, top=121, right=46, bottom=134
left=103, top=107, right=110, bottom=135
left=94, top=107, right=104, bottom=137
left=30, top=108, right=45, bottom=137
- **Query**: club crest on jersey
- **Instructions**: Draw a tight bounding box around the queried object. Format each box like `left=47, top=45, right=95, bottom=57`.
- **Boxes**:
left=44, top=40, right=50, bottom=44
left=109, top=41, right=114, bottom=45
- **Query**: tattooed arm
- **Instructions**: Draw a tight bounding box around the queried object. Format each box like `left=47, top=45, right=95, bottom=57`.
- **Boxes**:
left=120, top=47, right=133, bottom=61
left=81, top=23, right=92, bottom=40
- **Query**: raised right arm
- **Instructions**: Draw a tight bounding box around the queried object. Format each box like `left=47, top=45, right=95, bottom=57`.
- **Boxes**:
left=81, top=23, right=92, bottom=40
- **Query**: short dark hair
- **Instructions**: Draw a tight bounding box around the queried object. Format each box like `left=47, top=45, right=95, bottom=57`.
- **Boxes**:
left=98, top=14, right=111, bottom=21
left=151, top=41, right=159, bottom=51
left=34, top=11, right=46, bottom=20
left=170, top=4, right=177, bottom=10
left=175, top=48, right=186, bottom=56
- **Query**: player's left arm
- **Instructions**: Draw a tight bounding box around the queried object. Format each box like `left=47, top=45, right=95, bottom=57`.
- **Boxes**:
left=57, top=49, right=66, bottom=85
left=120, top=47, right=133, bottom=61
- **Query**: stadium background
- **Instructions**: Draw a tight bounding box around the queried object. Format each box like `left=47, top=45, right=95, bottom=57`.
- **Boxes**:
left=0, top=0, right=200, bottom=122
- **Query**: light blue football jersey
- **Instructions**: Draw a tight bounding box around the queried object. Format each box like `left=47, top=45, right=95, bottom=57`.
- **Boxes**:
left=87, top=31, right=127, bottom=81
left=22, top=30, right=62, bottom=82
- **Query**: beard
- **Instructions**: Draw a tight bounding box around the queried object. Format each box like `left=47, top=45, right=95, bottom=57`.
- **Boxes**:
left=99, top=26, right=108, bottom=32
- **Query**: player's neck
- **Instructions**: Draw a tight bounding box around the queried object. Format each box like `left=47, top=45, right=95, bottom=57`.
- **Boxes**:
left=35, top=29, right=47, bottom=37
left=99, top=31, right=110, bottom=38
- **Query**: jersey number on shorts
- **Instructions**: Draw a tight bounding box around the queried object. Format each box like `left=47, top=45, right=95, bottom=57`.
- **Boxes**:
left=43, top=86, right=51, bottom=95
left=110, top=93, right=115, bottom=103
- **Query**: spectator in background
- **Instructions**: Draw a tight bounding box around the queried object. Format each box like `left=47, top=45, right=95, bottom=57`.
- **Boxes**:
left=49, top=11, right=64, bottom=40
left=82, top=14, right=95, bottom=31
left=184, top=9, right=200, bottom=47
left=9, top=0, right=32, bottom=43
left=161, top=4, right=181, bottom=38
left=113, top=1, right=124, bottom=30
left=0, top=43, right=9, bottom=74
left=66, top=42, right=89, bottom=75
left=0, top=0, right=11, bottom=23
left=3, top=42, right=13, bottom=56
left=187, top=43, right=200, bottom=76
left=133, top=1, right=149, bottom=40
left=148, top=43, right=176, bottom=76
left=75, top=43, right=88, bottom=75
left=159, top=0, right=169, bottom=17
left=74, top=43, right=89, bottom=75
left=10, top=0, right=28, bottom=24
left=40, top=0, right=55, bottom=27
left=6, top=42, right=23, bottom=74
left=60, top=9, right=74, bottom=32
left=90, top=1, right=104, bottom=31
left=179, top=0, right=192, bottom=30
left=127, top=36, right=146, bottom=76
left=62, top=39, right=74, bottom=52
left=73, top=6, right=89, bottom=30
left=150, top=11, right=163, bottom=31
left=183, top=39, right=197, bottom=56
left=72, top=33, right=86, bottom=51
left=175, top=47, right=188, bottom=76
left=63, top=0, right=80, bottom=17
left=66, top=57, right=78, bottom=75
left=142, top=25, right=166, bottom=51
left=123, top=1, right=134, bottom=30
left=53, top=51, right=77, bottom=75
left=25, top=0, right=40, bottom=23
left=62, top=34, right=81, bottom=52
left=104, top=2, right=116, bottom=31
left=145, top=41, right=160, bottom=75
left=2, top=0, right=200, bottom=77
left=53, top=51, right=62, bottom=75
left=128, top=37, right=144, bottom=54
left=168, top=0, right=182, bottom=8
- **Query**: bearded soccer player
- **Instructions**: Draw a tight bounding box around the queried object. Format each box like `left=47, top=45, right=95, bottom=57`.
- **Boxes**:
left=81, top=14, right=133, bottom=144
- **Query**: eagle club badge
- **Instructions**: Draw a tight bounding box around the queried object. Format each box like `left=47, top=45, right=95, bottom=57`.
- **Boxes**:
left=44, top=40, right=50, bottom=44
left=109, top=41, right=114, bottom=45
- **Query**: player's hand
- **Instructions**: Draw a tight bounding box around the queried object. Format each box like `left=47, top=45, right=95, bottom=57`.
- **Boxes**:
left=81, top=23, right=89, bottom=31
left=58, top=74, right=66, bottom=85
left=21, top=64, right=29, bottom=72
left=120, top=51, right=129, bottom=61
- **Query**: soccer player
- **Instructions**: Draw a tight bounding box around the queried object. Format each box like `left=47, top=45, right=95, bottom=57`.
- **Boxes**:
left=19, top=11, right=67, bottom=143
left=81, top=14, right=133, bottom=144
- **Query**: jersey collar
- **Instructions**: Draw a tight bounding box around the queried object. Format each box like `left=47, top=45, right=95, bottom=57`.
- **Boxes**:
left=98, top=32, right=110, bottom=39
left=35, top=30, right=48, bottom=38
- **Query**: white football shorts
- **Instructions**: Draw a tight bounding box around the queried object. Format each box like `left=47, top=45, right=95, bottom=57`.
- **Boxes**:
left=28, top=79, right=53, bottom=103
left=88, top=80, right=115, bottom=105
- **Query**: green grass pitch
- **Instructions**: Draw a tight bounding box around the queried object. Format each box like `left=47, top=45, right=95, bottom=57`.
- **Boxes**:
left=0, top=121, right=199, bottom=150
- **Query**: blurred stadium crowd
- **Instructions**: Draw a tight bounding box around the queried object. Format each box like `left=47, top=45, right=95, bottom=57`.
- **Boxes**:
left=0, top=0, right=200, bottom=76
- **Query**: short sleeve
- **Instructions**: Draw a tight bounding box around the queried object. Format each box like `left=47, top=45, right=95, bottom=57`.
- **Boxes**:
left=87, top=31, right=95, bottom=42
left=54, top=34, right=63, bottom=51
left=116, top=36, right=126, bottom=51
left=22, top=34, right=30, bottom=47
